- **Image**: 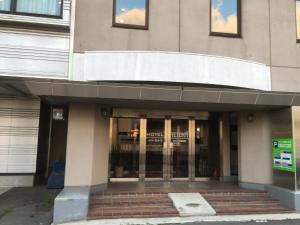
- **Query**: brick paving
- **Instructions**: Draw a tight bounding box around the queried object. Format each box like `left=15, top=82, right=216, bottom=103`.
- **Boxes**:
left=88, top=182, right=294, bottom=220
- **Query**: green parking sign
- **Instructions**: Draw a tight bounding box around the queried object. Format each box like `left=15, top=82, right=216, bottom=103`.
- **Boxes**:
left=272, top=138, right=295, bottom=173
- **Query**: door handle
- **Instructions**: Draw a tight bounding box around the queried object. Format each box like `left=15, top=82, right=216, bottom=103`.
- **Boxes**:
left=163, top=142, right=168, bottom=149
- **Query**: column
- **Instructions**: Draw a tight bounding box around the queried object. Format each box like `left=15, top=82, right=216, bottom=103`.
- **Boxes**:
left=238, top=111, right=273, bottom=190
left=54, top=103, right=110, bottom=224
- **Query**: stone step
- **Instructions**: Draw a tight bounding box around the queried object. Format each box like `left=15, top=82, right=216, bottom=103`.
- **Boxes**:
left=89, top=203, right=174, bottom=210
left=88, top=205, right=179, bottom=219
left=202, top=195, right=274, bottom=202
left=203, top=196, right=278, bottom=202
left=214, top=205, right=294, bottom=215
left=90, top=198, right=172, bottom=206
left=95, top=190, right=267, bottom=196
left=88, top=213, right=178, bottom=220
left=91, top=192, right=269, bottom=201
left=88, top=189, right=293, bottom=220
left=91, top=193, right=167, bottom=199
left=202, top=192, right=269, bottom=197
left=90, top=194, right=170, bottom=200
left=210, top=201, right=282, bottom=207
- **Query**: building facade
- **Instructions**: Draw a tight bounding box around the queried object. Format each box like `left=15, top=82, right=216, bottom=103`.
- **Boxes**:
left=1, top=0, right=300, bottom=223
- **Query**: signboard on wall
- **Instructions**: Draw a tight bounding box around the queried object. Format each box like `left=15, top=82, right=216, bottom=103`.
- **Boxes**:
left=272, top=138, right=295, bottom=173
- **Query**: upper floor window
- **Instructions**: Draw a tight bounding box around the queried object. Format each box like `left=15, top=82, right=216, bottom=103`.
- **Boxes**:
left=210, top=0, right=241, bottom=37
left=0, top=0, right=63, bottom=18
left=113, top=0, right=149, bottom=30
left=297, top=0, right=300, bottom=42
left=0, top=0, right=11, bottom=11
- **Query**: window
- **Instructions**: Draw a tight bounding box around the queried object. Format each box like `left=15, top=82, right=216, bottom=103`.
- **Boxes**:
left=297, top=0, right=300, bottom=42
left=0, top=0, right=11, bottom=11
left=113, top=0, right=149, bottom=29
left=210, top=0, right=241, bottom=37
left=0, top=0, right=63, bottom=18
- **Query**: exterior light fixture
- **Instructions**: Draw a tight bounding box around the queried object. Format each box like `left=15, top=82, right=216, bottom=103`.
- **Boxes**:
left=247, top=113, right=254, bottom=122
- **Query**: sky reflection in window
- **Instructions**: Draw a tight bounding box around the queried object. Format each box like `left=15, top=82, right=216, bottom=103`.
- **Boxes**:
left=115, top=0, right=147, bottom=26
left=211, top=0, right=238, bottom=34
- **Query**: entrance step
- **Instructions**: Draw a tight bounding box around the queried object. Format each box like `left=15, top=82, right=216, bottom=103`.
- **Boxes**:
left=88, top=192, right=179, bottom=220
left=202, top=192, right=294, bottom=215
left=88, top=189, right=294, bottom=220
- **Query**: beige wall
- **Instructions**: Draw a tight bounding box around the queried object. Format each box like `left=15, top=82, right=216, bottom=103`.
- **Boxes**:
left=238, top=111, right=273, bottom=185
left=91, top=109, right=110, bottom=186
left=180, top=0, right=270, bottom=64
left=73, top=0, right=300, bottom=93
left=74, top=0, right=179, bottom=52
left=64, top=103, right=110, bottom=187
left=270, top=0, right=300, bottom=92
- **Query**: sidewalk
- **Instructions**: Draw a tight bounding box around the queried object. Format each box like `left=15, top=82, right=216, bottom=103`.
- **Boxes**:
left=58, top=214, right=300, bottom=225
left=0, top=186, right=60, bottom=225
left=0, top=188, right=10, bottom=195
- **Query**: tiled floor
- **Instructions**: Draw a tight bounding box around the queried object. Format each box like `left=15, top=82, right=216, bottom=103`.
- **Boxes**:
left=88, top=181, right=294, bottom=220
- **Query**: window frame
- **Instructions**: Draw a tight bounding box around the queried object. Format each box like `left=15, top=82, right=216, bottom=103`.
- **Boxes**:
left=0, top=0, right=63, bottom=19
left=209, top=0, right=242, bottom=38
left=296, top=0, right=300, bottom=43
left=112, top=0, right=150, bottom=30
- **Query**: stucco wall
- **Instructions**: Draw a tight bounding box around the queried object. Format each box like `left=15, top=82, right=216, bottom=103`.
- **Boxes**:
left=238, top=111, right=273, bottom=185
left=73, top=0, right=300, bottom=93
left=91, top=109, right=109, bottom=186
left=64, top=103, right=110, bottom=187
left=73, top=0, right=270, bottom=64
left=180, top=0, right=270, bottom=64
left=270, top=0, right=300, bottom=92
left=74, top=0, right=179, bottom=52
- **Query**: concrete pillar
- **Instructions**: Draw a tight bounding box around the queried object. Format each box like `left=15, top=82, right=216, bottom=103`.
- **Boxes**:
left=238, top=111, right=273, bottom=190
left=64, top=103, right=110, bottom=188
left=90, top=108, right=110, bottom=187
left=54, top=103, right=110, bottom=224
left=219, top=112, right=231, bottom=181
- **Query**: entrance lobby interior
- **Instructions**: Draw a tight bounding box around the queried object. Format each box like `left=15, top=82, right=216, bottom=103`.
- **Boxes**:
left=109, top=111, right=238, bottom=182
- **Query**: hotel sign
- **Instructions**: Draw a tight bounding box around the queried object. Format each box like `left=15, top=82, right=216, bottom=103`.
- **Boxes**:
left=272, top=138, right=295, bottom=173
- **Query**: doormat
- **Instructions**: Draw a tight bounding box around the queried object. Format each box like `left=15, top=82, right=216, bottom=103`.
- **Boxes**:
left=168, top=193, right=216, bottom=217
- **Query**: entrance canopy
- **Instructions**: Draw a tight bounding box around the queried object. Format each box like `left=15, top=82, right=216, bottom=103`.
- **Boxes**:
left=0, top=78, right=299, bottom=110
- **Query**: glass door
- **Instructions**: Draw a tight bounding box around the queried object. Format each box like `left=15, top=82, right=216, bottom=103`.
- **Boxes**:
left=109, top=114, right=219, bottom=182
left=145, top=118, right=165, bottom=178
left=110, top=118, right=140, bottom=180
left=194, top=118, right=220, bottom=179
left=171, top=119, right=189, bottom=179
left=145, top=118, right=190, bottom=180
left=195, top=120, right=210, bottom=177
